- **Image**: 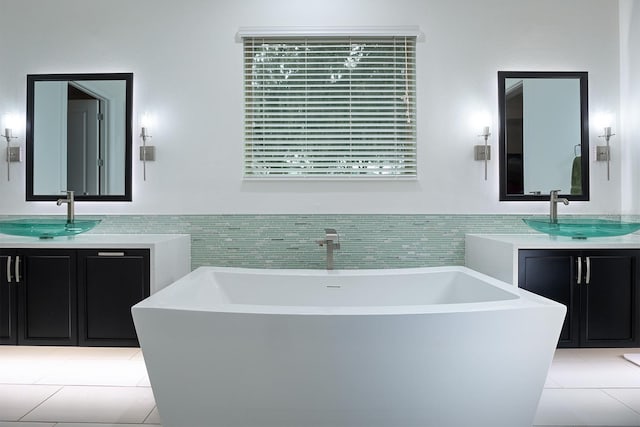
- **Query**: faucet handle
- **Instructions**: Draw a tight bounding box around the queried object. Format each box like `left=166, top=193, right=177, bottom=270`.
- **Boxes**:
left=550, top=190, right=569, bottom=204
left=324, top=229, right=339, bottom=243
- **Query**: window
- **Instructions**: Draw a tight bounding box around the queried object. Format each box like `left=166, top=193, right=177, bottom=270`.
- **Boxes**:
left=243, top=35, right=417, bottom=178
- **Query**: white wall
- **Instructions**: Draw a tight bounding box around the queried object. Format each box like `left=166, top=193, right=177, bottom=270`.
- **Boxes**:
left=620, top=0, right=640, bottom=214
left=0, top=0, right=623, bottom=215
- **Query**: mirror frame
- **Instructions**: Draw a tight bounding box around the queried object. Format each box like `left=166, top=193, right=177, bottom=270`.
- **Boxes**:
left=26, top=72, right=133, bottom=202
left=498, top=71, right=589, bottom=202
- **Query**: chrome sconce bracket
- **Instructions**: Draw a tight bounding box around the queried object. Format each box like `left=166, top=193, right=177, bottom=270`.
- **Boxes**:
left=139, top=145, right=156, bottom=161
left=2, top=128, right=19, bottom=181
left=475, top=126, right=491, bottom=180
left=596, top=146, right=609, bottom=162
left=474, top=145, right=491, bottom=161
left=596, top=127, right=614, bottom=181
left=140, top=126, right=155, bottom=181
left=8, top=146, right=21, bottom=163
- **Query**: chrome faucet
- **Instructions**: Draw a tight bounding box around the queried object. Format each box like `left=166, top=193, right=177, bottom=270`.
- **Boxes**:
left=549, top=190, right=569, bottom=223
left=316, top=228, right=340, bottom=270
left=56, top=190, right=75, bottom=224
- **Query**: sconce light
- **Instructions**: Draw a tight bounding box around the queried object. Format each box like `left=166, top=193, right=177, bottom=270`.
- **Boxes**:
left=139, top=114, right=156, bottom=181
left=474, top=126, right=491, bottom=180
left=2, top=114, right=22, bottom=181
left=597, top=126, right=615, bottom=181
left=593, top=113, right=615, bottom=181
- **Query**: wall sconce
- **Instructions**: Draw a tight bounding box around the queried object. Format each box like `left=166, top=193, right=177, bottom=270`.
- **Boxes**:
left=597, top=126, right=615, bottom=181
left=2, top=114, right=22, bottom=181
left=139, top=114, right=156, bottom=181
left=474, top=126, right=491, bottom=180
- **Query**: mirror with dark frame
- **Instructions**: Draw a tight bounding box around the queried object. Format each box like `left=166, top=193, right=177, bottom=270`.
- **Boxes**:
left=498, top=71, right=589, bottom=202
left=26, top=72, right=133, bottom=201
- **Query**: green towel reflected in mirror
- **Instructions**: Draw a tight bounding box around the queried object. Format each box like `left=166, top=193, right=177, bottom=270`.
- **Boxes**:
left=571, top=156, right=581, bottom=195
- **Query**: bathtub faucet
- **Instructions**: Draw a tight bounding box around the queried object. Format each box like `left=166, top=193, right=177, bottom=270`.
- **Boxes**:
left=316, top=228, right=340, bottom=270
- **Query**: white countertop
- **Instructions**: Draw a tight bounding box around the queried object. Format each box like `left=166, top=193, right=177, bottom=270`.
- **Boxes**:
left=0, top=233, right=192, bottom=294
left=0, top=233, right=190, bottom=249
left=466, top=233, right=640, bottom=250
left=466, top=233, right=640, bottom=285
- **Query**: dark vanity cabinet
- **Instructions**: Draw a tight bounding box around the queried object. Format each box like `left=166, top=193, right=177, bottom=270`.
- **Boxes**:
left=0, top=249, right=77, bottom=345
left=0, top=252, right=16, bottom=344
left=78, top=249, right=149, bottom=347
left=518, top=249, right=640, bottom=348
left=0, top=248, right=149, bottom=347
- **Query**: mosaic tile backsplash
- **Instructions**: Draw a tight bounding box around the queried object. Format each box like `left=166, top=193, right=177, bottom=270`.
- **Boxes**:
left=0, top=214, right=621, bottom=270
left=0, top=214, right=540, bottom=270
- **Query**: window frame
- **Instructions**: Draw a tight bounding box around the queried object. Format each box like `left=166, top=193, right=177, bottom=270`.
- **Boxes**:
left=239, top=27, right=421, bottom=180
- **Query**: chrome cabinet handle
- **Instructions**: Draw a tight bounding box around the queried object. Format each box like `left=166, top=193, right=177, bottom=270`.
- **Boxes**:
left=576, top=256, right=582, bottom=285
left=15, top=256, right=20, bottom=283
left=97, top=252, right=125, bottom=257
left=6, top=256, right=11, bottom=283
left=585, top=257, right=591, bottom=285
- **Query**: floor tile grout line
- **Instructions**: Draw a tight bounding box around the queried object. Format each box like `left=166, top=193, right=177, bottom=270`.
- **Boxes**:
left=0, top=379, right=154, bottom=388
left=24, top=384, right=155, bottom=390
left=13, top=384, right=157, bottom=425
left=601, top=388, right=640, bottom=416
left=30, top=361, right=54, bottom=386
left=1, top=346, right=639, bottom=426
left=17, top=384, right=64, bottom=423
left=142, top=404, right=159, bottom=424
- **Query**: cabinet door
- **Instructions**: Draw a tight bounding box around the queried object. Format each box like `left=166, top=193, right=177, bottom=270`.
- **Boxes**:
left=0, top=252, right=17, bottom=345
left=581, top=250, right=640, bottom=347
left=19, top=250, right=77, bottom=346
left=519, top=250, right=580, bottom=347
left=78, top=249, right=150, bottom=347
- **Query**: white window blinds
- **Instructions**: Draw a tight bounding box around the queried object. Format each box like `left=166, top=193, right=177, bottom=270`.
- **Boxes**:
left=243, top=36, right=417, bottom=178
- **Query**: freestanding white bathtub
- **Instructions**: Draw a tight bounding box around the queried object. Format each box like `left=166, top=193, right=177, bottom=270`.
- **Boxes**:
left=132, top=266, right=565, bottom=427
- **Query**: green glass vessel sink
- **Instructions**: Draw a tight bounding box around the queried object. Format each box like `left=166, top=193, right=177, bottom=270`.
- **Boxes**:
left=0, top=219, right=101, bottom=239
left=523, top=218, right=640, bottom=238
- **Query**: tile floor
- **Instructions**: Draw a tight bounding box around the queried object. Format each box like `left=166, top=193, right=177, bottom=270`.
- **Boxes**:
left=0, top=346, right=639, bottom=426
